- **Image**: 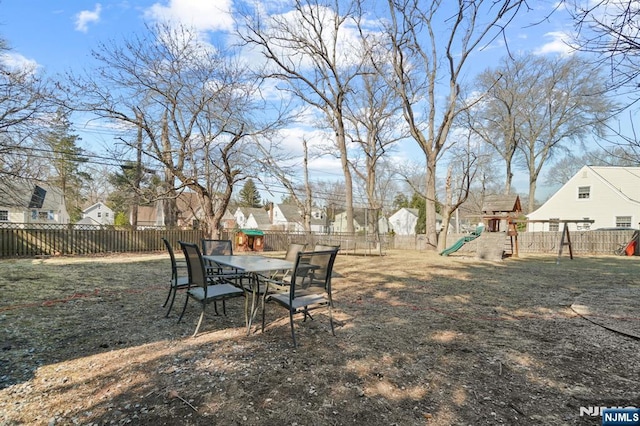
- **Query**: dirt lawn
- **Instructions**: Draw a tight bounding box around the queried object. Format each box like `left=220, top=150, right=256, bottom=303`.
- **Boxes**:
left=0, top=250, right=638, bottom=425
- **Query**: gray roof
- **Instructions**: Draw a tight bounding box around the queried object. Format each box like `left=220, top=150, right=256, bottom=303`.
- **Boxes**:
left=482, top=195, right=522, bottom=213
left=0, top=181, right=65, bottom=211
left=246, top=207, right=271, bottom=226
left=277, top=204, right=325, bottom=226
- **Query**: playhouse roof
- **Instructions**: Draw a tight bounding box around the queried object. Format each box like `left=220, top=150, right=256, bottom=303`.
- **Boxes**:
left=482, top=194, right=522, bottom=214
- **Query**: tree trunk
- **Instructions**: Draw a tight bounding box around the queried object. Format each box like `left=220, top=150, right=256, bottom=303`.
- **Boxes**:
left=425, top=158, right=439, bottom=251
left=528, top=179, right=537, bottom=213
left=336, top=117, right=355, bottom=234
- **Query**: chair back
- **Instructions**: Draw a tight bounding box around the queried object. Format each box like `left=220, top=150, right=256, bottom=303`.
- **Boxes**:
left=201, top=239, right=233, bottom=256
left=180, top=241, right=207, bottom=289
left=162, top=238, right=178, bottom=272
left=311, top=245, right=340, bottom=279
left=314, top=244, right=340, bottom=252
left=284, top=243, right=306, bottom=262
left=290, top=249, right=338, bottom=298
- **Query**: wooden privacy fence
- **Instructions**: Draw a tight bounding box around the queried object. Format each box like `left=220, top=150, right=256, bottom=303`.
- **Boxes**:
left=392, top=230, right=638, bottom=255
left=0, top=224, right=636, bottom=257
left=0, top=225, right=204, bottom=257
left=515, top=229, right=637, bottom=255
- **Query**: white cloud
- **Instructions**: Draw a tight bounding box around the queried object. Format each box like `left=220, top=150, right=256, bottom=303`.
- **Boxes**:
left=534, top=31, right=576, bottom=56
left=75, top=3, right=102, bottom=33
left=145, top=0, right=234, bottom=32
left=0, top=52, right=39, bottom=74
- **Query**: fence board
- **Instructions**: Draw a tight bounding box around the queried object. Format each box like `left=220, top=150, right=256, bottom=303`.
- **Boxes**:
left=0, top=225, right=206, bottom=258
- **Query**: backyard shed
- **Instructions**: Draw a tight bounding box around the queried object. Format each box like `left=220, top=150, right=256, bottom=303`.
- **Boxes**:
left=235, top=229, right=264, bottom=252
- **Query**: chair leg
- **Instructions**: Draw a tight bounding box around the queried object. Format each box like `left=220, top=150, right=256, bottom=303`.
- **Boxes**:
left=165, top=287, right=177, bottom=317
left=213, top=301, right=220, bottom=315
left=193, top=304, right=206, bottom=337
left=328, top=305, right=335, bottom=336
left=289, top=310, right=297, bottom=348
left=162, top=282, right=173, bottom=308
left=261, top=297, right=266, bottom=333
left=177, top=293, right=189, bottom=323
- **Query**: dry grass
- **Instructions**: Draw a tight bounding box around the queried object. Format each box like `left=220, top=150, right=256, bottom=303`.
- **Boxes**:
left=0, top=250, right=639, bottom=425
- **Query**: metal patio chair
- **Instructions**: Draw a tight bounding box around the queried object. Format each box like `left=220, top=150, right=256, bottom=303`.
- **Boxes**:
left=161, top=238, right=190, bottom=317
left=268, top=242, right=307, bottom=280
left=178, top=241, right=246, bottom=337
left=261, top=247, right=339, bottom=347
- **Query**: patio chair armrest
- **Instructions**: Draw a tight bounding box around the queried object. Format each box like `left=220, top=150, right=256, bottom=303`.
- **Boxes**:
left=261, top=277, right=290, bottom=294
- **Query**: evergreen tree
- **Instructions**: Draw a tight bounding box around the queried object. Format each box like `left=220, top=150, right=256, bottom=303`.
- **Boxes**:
left=107, top=161, right=159, bottom=225
left=42, top=109, right=90, bottom=222
left=409, top=193, right=426, bottom=234
left=393, top=193, right=409, bottom=210
left=238, top=179, right=262, bottom=207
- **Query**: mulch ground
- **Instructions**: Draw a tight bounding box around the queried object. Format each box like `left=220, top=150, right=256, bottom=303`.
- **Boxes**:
left=0, top=250, right=638, bottom=425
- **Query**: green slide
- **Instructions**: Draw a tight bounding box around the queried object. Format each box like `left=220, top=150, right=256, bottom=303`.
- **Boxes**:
left=439, top=224, right=485, bottom=256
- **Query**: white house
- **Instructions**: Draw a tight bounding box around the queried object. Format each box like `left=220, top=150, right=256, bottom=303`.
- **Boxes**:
left=234, top=207, right=271, bottom=230
left=389, top=208, right=419, bottom=235
left=388, top=207, right=445, bottom=235
left=332, top=208, right=390, bottom=234
left=0, top=182, right=70, bottom=225
left=527, top=165, right=640, bottom=231
left=269, top=203, right=328, bottom=233
left=80, top=202, right=114, bottom=226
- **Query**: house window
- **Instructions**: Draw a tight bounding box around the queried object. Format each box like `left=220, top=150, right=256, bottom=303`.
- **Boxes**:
left=549, top=218, right=560, bottom=232
left=31, top=210, right=37, bottom=220
left=0, top=210, right=8, bottom=221
left=97, top=212, right=102, bottom=218
left=48, top=211, right=54, bottom=220
left=615, top=216, right=632, bottom=228
left=577, top=218, right=590, bottom=230
left=38, top=211, right=48, bottom=220
left=105, top=212, right=109, bottom=218
left=578, top=186, right=590, bottom=199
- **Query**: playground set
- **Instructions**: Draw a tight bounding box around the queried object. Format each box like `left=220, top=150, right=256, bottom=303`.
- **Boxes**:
left=439, top=194, right=639, bottom=260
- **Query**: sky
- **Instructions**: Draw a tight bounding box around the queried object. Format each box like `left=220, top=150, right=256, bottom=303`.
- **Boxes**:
left=0, top=0, right=607, bottom=203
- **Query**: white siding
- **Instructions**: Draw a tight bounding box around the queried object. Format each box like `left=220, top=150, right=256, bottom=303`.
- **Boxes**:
left=527, top=166, right=640, bottom=231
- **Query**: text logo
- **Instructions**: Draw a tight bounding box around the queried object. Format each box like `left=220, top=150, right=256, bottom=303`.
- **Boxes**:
left=601, top=408, right=640, bottom=426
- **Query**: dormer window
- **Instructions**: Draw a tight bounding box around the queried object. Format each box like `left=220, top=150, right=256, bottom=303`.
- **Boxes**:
left=578, top=186, right=590, bottom=199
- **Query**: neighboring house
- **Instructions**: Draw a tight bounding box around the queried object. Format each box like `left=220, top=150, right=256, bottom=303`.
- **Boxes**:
left=332, top=208, right=390, bottom=234
left=388, top=207, right=444, bottom=235
left=79, top=202, right=114, bottom=226
left=126, top=191, right=234, bottom=230
left=527, top=165, right=640, bottom=231
left=268, top=203, right=328, bottom=233
left=133, top=205, right=166, bottom=229
left=0, top=182, right=70, bottom=225
left=220, top=209, right=237, bottom=230
left=389, top=208, right=419, bottom=235
left=234, top=207, right=271, bottom=230
left=175, top=191, right=203, bottom=229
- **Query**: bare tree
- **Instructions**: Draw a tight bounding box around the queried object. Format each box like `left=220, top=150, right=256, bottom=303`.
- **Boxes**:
left=241, top=0, right=364, bottom=233
left=466, top=54, right=613, bottom=210
left=567, top=0, right=640, bottom=91
left=566, top=1, right=640, bottom=162
left=462, top=58, right=532, bottom=195
left=381, top=0, right=528, bottom=250
left=63, top=24, right=278, bottom=237
left=437, top=136, right=478, bottom=251
left=344, top=36, right=403, bottom=243
left=260, top=138, right=314, bottom=233
left=0, top=37, right=57, bottom=199
left=512, top=55, right=612, bottom=211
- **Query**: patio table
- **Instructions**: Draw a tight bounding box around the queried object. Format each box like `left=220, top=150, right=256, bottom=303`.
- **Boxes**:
left=203, top=254, right=294, bottom=334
